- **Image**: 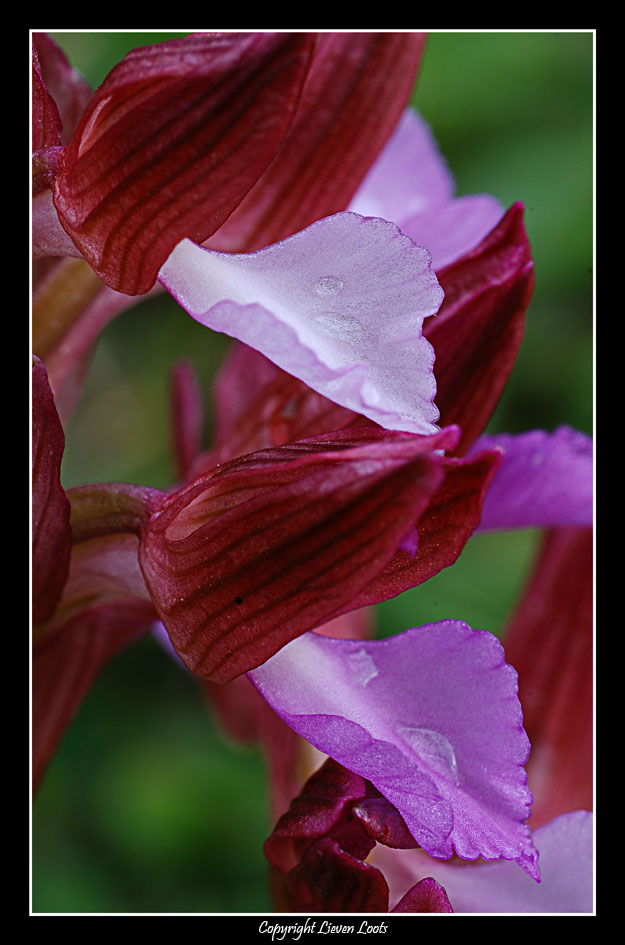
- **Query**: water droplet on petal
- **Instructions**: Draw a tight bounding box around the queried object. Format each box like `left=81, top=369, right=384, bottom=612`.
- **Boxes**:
left=347, top=648, right=379, bottom=686
left=398, top=726, right=459, bottom=784
left=314, top=275, right=344, bottom=297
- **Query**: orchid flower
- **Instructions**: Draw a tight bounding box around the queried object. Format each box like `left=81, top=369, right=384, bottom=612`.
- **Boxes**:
left=32, top=31, right=428, bottom=416
left=32, top=32, right=593, bottom=914
left=255, top=480, right=593, bottom=913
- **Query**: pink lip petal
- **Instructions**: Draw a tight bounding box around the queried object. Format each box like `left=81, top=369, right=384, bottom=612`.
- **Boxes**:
left=159, top=213, right=443, bottom=435
left=250, top=621, right=537, bottom=878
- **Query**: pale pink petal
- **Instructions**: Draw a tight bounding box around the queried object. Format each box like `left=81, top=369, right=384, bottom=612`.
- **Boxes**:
left=159, top=213, right=443, bottom=434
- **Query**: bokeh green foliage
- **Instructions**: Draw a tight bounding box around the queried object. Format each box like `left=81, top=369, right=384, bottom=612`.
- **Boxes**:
left=33, top=31, right=593, bottom=914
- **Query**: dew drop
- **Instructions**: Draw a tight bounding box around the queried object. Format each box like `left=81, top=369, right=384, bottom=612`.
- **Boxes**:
left=398, top=726, right=459, bottom=784
left=347, top=648, right=379, bottom=686
left=314, top=275, right=344, bottom=297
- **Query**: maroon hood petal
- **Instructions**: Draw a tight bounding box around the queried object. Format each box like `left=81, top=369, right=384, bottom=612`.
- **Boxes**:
left=265, top=756, right=452, bottom=913
left=333, top=447, right=503, bottom=613
left=207, top=32, right=427, bottom=253
left=286, top=837, right=390, bottom=913
left=424, top=203, right=534, bottom=455
left=502, top=527, right=593, bottom=827
left=265, top=757, right=370, bottom=872
left=139, top=427, right=454, bottom=683
left=265, top=758, right=390, bottom=912
left=32, top=356, right=71, bottom=624
left=391, top=877, right=454, bottom=913
left=53, top=32, right=315, bottom=294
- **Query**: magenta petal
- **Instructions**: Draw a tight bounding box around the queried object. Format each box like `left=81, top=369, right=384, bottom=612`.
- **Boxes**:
left=159, top=213, right=443, bottom=434
left=471, top=426, right=593, bottom=531
left=250, top=622, right=537, bottom=877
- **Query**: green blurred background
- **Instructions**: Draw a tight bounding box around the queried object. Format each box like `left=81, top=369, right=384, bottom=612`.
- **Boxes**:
left=32, top=31, right=594, bottom=913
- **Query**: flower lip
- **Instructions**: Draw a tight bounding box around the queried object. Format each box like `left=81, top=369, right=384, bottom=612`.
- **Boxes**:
left=251, top=621, right=538, bottom=879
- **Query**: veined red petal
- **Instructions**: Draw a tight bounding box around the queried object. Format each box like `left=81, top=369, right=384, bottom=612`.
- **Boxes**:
left=207, top=32, right=427, bottom=252
left=139, top=428, right=454, bottom=683
left=502, top=527, right=593, bottom=827
left=53, top=32, right=315, bottom=294
left=424, top=203, right=534, bottom=455
left=32, top=356, right=71, bottom=623
left=333, top=448, right=503, bottom=613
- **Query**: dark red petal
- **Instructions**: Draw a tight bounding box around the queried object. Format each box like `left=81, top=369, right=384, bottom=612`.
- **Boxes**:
left=32, top=534, right=156, bottom=791
left=352, top=796, right=419, bottom=850
left=503, top=527, right=593, bottom=827
left=265, top=757, right=369, bottom=872
left=32, top=356, right=71, bottom=623
left=32, top=33, right=92, bottom=145
left=335, top=447, right=503, bottom=612
left=286, top=838, right=389, bottom=913
left=201, top=343, right=358, bottom=472
left=140, top=428, right=451, bottom=683
left=208, top=32, right=427, bottom=252
left=424, top=203, right=534, bottom=455
left=32, top=40, right=62, bottom=150
left=53, top=33, right=315, bottom=294
left=392, top=877, right=454, bottom=913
